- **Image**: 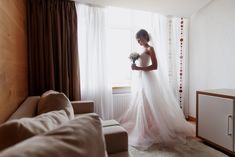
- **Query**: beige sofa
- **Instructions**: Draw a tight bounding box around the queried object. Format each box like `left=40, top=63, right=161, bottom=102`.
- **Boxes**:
left=5, top=96, right=130, bottom=157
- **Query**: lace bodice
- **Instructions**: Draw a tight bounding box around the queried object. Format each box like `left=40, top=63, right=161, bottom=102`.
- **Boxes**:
left=139, top=52, right=151, bottom=67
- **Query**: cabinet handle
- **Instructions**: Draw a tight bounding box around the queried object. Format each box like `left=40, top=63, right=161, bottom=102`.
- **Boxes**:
left=227, top=114, right=233, bottom=136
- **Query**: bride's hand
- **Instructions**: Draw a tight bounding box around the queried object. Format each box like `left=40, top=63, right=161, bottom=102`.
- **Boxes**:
left=131, top=64, right=137, bottom=70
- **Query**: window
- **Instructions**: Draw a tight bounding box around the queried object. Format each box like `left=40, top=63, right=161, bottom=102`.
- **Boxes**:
left=105, top=7, right=152, bottom=87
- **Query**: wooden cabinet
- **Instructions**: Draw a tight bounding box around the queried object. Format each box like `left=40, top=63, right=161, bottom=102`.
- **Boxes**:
left=196, top=89, right=235, bottom=155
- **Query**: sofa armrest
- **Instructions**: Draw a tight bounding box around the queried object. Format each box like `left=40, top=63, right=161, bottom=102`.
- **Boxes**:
left=103, top=126, right=128, bottom=154
left=8, top=96, right=40, bottom=121
left=71, top=100, right=94, bottom=114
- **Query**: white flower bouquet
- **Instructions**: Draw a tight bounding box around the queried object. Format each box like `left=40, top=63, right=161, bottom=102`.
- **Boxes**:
left=129, top=52, right=140, bottom=64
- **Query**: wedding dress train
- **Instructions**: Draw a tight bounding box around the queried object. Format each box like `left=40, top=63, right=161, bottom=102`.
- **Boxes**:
left=119, top=52, right=194, bottom=150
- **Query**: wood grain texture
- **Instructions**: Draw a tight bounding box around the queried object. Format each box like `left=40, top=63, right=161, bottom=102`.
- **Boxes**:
left=0, top=0, right=28, bottom=123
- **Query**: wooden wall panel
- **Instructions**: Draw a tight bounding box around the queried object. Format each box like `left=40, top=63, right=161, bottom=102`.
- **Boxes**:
left=0, top=0, right=28, bottom=123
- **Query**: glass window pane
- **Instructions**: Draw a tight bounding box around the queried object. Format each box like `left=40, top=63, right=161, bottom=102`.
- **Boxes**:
left=107, top=7, right=131, bottom=28
left=106, top=29, right=132, bottom=86
left=133, top=10, right=152, bottom=30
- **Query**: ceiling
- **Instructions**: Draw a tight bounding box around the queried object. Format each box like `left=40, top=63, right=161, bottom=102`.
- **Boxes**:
left=74, top=0, right=213, bottom=17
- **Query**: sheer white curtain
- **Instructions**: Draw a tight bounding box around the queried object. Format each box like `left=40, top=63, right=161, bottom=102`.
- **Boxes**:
left=169, top=18, right=189, bottom=116
left=76, top=4, right=113, bottom=120
left=152, top=16, right=189, bottom=117
left=76, top=4, right=189, bottom=118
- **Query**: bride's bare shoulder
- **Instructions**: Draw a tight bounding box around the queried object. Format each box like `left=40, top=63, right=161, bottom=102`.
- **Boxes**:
left=148, top=46, right=155, bottom=51
left=146, top=46, right=155, bottom=55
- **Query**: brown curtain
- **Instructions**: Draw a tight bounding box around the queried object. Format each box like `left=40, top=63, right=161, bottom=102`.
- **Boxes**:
left=27, top=0, right=81, bottom=100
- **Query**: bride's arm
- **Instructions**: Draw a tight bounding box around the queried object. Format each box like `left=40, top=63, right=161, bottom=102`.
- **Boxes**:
left=132, top=47, right=158, bottom=71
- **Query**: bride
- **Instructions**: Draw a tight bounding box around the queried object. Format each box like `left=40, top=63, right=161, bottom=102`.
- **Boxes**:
left=119, top=29, right=194, bottom=150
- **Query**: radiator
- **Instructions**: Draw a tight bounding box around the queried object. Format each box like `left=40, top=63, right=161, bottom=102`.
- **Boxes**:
left=112, top=93, right=131, bottom=120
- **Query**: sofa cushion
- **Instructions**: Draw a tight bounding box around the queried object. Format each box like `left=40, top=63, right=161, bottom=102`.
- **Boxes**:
left=0, top=113, right=106, bottom=157
left=37, top=90, right=74, bottom=120
left=0, top=110, right=69, bottom=151
left=102, top=119, right=120, bottom=127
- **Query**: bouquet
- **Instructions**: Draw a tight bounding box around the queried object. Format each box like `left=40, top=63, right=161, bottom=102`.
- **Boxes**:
left=129, top=52, right=140, bottom=64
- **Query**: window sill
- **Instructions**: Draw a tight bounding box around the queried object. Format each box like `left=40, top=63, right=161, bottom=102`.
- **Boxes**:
left=112, top=86, right=131, bottom=90
left=112, top=86, right=131, bottom=94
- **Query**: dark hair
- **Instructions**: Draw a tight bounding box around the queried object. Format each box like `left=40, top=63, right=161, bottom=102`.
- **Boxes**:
left=136, top=29, right=150, bottom=42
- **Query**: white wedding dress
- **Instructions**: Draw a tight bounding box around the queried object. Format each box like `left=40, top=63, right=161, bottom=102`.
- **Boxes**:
left=119, top=51, right=194, bottom=150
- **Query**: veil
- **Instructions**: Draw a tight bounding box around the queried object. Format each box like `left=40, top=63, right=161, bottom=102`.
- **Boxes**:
left=120, top=15, right=194, bottom=149
left=149, top=33, right=180, bottom=110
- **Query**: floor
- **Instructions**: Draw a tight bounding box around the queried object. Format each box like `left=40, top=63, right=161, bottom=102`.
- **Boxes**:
left=110, top=119, right=232, bottom=157
left=187, top=120, right=232, bottom=157
left=130, top=120, right=232, bottom=157
left=129, top=137, right=230, bottom=157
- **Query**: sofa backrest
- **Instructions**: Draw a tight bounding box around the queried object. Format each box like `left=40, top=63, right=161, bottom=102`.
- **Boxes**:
left=8, top=96, right=40, bottom=121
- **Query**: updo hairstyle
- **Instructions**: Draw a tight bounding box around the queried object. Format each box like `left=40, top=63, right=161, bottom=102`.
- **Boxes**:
left=136, top=29, right=150, bottom=42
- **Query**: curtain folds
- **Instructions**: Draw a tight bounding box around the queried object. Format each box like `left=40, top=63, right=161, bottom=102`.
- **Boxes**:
left=76, top=4, right=114, bottom=120
left=150, top=15, right=189, bottom=117
left=76, top=4, right=189, bottom=118
left=169, top=18, right=189, bottom=116
left=27, top=0, right=81, bottom=100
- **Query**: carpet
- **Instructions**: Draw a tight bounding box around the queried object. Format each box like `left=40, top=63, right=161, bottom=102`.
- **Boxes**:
left=128, top=138, right=229, bottom=157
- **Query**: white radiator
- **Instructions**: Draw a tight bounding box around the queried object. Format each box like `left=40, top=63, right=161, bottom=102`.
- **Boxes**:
left=112, top=92, right=131, bottom=120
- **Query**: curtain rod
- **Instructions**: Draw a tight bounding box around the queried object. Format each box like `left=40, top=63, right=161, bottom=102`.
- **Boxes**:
left=69, top=0, right=186, bottom=18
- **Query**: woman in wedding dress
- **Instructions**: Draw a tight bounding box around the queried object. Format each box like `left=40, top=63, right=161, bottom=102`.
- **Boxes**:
left=119, top=29, right=194, bottom=150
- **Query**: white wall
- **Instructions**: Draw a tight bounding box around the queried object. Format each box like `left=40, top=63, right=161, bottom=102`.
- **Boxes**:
left=189, top=0, right=235, bottom=117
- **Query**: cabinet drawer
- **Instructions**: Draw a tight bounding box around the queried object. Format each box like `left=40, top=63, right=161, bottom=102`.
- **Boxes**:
left=197, top=94, right=234, bottom=151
